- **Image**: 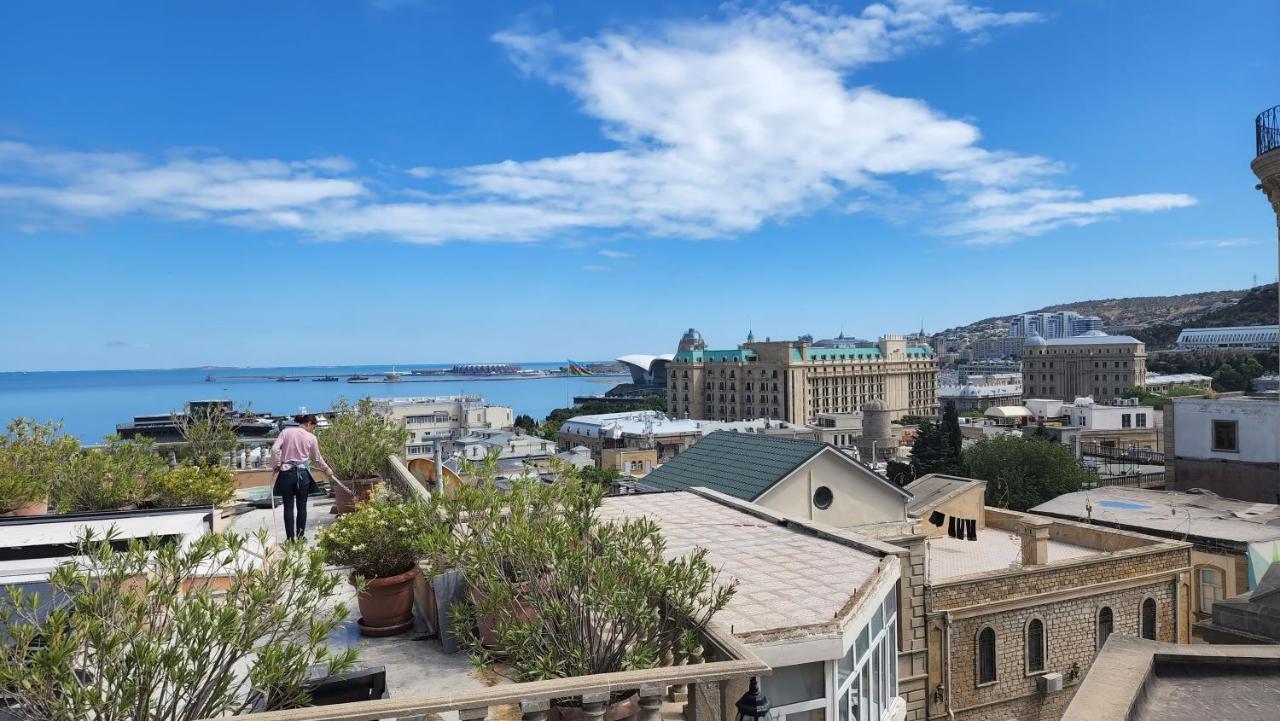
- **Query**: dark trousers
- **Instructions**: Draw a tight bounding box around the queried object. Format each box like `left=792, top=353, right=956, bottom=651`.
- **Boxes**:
left=275, top=467, right=315, bottom=540
left=281, top=486, right=308, bottom=540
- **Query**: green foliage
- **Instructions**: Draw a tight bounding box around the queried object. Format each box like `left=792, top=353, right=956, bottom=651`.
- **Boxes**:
left=942, top=403, right=963, bottom=467
left=317, top=490, right=427, bottom=579
left=0, top=419, right=79, bottom=513
left=318, top=397, right=411, bottom=481
left=513, top=414, right=538, bottom=431
left=886, top=459, right=915, bottom=487
left=0, top=529, right=354, bottom=719
left=433, top=477, right=735, bottom=682
left=579, top=465, right=622, bottom=486
left=52, top=435, right=168, bottom=513
left=172, top=402, right=241, bottom=467
left=911, top=421, right=960, bottom=476
left=962, top=436, right=1093, bottom=511
left=149, top=464, right=237, bottom=508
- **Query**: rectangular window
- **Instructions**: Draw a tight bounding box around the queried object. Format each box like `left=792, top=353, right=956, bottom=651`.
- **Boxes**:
left=1212, top=420, right=1239, bottom=452
left=1136, top=413, right=1147, bottom=428
left=1122, top=414, right=1131, bottom=428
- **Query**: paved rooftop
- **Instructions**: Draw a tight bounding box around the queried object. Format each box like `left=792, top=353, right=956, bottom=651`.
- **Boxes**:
left=1032, top=487, right=1280, bottom=546
left=927, top=528, right=1099, bottom=581
left=600, top=491, right=884, bottom=639
left=1063, top=636, right=1280, bottom=721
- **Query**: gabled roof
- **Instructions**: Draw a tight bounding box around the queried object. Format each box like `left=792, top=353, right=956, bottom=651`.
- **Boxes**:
left=638, top=430, right=911, bottom=502
left=639, top=431, right=824, bottom=500
left=904, top=474, right=986, bottom=517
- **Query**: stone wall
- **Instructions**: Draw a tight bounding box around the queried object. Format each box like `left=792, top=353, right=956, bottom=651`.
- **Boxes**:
left=940, top=580, right=1179, bottom=721
left=929, top=546, right=1187, bottom=610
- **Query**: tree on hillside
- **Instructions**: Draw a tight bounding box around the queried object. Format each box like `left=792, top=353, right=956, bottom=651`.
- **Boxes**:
left=962, top=436, right=1094, bottom=511
left=910, top=421, right=958, bottom=476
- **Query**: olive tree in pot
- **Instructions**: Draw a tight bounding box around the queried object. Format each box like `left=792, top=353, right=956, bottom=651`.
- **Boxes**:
left=318, top=489, right=427, bottom=637
left=0, top=418, right=79, bottom=517
left=445, top=475, right=736, bottom=721
left=319, top=397, right=410, bottom=514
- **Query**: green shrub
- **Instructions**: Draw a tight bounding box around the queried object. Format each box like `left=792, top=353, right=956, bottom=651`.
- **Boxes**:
left=0, top=529, right=354, bottom=718
left=440, top=477, right=736, bottom=682
left=150, top=464, right=237, bottom=508
left=318, top=397, right=411, bottom=481
left=0, top=418, right=79, bottom=513
left=52, top=435, right=168, bottom=512
left=317, top=490, right=425, bottom=579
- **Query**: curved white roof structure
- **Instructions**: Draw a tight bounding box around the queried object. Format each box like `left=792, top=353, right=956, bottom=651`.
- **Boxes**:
left=616, top=353, right=675, bottom=371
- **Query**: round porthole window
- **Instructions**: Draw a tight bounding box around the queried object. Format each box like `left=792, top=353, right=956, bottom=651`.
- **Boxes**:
left=813, top=486, right=833, bottom=509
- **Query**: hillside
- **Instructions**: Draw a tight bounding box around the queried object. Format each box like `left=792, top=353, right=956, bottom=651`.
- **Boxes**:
left=1131, top=283, right=1278, bottom=347
left=935, top=284, right=1276, bottom=348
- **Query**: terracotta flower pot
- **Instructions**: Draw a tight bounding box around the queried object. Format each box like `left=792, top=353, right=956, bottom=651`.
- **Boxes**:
left=353, top=565, right=420, bottom=637
left=1, top=498, right=49, bottom=517
left=548, top=691, right=639, bottom=721
left=470, top=584, right=538, bottom=647
left=333, top=477, right=382, bottom=515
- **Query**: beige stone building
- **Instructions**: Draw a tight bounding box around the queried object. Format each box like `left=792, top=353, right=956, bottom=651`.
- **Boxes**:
left=668, top=335, right=938, bottom=424
left=373, top=395, right=514, bottom=459
left=1020, top=332, right=1146, bottom=402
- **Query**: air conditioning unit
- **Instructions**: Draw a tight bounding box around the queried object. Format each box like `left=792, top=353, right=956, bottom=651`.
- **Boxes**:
left=1037, top=672, right=1064, bottom=693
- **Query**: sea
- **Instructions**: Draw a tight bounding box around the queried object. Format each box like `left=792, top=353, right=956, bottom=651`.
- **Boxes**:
left=0, top=363, right=627, bottom=441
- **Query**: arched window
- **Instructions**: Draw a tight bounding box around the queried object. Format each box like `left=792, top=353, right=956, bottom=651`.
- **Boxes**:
left=1141, top=598, right=1157, bottom=640
left=1025, top=618, right=1046, bottom=673
left=1096, top=607, right=1114, bottom=649
left=977, top=627, right=996, bottom=684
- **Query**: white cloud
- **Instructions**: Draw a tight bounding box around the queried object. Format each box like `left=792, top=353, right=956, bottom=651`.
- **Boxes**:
left=0, top=1, right=1192, bottom=245
left=1175, top=238, right=1261, bottom=250
left=598, top=249, right=630, bottom=258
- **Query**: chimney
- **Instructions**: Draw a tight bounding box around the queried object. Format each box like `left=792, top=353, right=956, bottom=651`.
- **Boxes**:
left=1019, top=517, right=1053, bottom=566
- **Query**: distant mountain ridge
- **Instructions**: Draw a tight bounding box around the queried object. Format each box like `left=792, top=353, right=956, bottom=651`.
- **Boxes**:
left=936, top=284, right=1277, bottom=349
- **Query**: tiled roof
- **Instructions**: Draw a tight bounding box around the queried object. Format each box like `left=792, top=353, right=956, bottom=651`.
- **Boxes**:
left=638, top=431, right=825, bottom=500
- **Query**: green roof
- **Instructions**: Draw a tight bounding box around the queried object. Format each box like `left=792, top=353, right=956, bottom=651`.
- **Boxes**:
left=673, top=349, right=757, bottom=363
left=638, top=431, right=825, bottom=500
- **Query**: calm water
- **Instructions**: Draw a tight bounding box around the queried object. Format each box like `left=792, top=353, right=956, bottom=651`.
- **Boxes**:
left=0, top=363, right=625, bottom=440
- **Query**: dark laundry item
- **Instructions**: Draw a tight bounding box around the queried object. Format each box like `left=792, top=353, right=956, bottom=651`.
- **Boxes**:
left=966, top=518, right=978, bottom=541
left=929, top=511, right=946, bottom=527
left=948, top=516, right=959, bottom=538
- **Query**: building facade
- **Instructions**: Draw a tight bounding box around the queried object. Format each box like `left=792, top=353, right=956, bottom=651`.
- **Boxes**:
left=1008, top=311, right=1104, bottom=339
left=669, top=335, right=938, bottom=423
left=938, top=383, right=1022, bottom=413
left=557, top=410, right=812, bottom=464
left=1020, top=332, right=1146, bottom=402
left=1165, top=393, right=1280, bottom=503
left=373, top=395, right=514, bottom=459
left=1175, top=325, right=1280, bottom=350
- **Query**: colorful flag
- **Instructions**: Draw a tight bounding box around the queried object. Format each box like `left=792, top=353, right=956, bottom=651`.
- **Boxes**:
left=566, top=360, right=594, bottom=376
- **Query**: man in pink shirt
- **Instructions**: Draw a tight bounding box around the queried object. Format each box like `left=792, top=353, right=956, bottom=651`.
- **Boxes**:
left=271, top=414, right=333, bottom=541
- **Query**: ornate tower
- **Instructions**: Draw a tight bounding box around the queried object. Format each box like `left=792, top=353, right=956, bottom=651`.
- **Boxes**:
left=1252, top=105, right=1280, bottom=357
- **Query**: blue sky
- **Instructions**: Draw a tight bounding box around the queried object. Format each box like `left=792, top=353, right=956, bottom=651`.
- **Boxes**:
left=1, top=0, right=1277, bottom=371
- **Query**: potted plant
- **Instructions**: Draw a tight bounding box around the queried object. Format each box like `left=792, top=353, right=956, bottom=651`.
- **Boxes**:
left=443, top=473, right=735, bottom=720
left=0, top=419, right=78, bottom=517
left=318, top=490, right=425, bottom=636
left=319, top=397, right=410, bottom=514
left=52, top=435, right=167, bottom=513
left=149, top=464, right=237, bottom=509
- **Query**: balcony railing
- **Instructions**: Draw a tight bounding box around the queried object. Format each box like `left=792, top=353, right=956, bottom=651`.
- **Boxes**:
left=1257, top=104, right=1280, bottom=157
left=196, top=621, right=767, bottom=721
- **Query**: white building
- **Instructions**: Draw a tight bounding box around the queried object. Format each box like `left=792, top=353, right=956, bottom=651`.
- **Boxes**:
left=1144, top=373, right=1213, bottom=393
left=1168, top=395, right=1280, bottom=503
left=1059, top=396, right=1156, bottom=432
left=452, top=429, right=558, bottom=463
left=373, top=395, right=514, bottom=459
left=1176, top=325, right=1280, bottom=350
left=558, top=409, right=813, bottom=463
left=938, top=382, right=1022, bottom=412
left=1008, top=311, right=1104, bottom=339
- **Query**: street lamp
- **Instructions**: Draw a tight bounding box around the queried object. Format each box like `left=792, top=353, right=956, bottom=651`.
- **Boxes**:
left=736, top=677, right=773, bottom=721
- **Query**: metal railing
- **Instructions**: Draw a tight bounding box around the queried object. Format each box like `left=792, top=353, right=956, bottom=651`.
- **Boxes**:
left=1257, top=104, right=1280, bottom=157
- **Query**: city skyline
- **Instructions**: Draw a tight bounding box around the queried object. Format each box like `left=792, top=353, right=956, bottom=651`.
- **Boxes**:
left=2, top=0, right=1277, bottom=371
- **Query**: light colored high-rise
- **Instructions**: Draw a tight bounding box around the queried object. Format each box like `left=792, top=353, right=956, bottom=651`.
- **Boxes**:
left=1021, top=332, right=1147, bottom=402
left=1008, top=310, right=1104, bottom=339
left=668, top=333, right=938, bottom=423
